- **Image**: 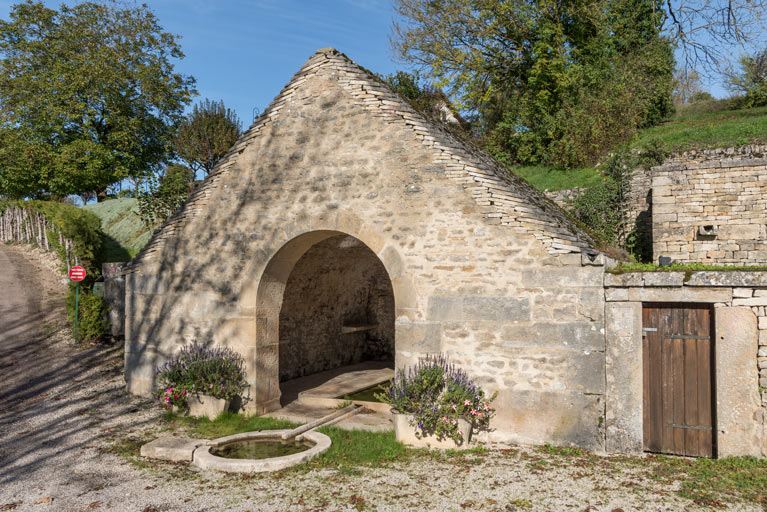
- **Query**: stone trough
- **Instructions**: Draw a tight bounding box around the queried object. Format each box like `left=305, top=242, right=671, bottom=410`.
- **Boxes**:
left=192, top=429, right=331, bottom=473
left=140, top=406, right=364, bottom=473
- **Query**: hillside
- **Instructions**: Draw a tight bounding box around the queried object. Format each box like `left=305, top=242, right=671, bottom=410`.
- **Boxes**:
left=516, top=102, right=767, bottom=192
left=84, top=198, right=151, bottom=262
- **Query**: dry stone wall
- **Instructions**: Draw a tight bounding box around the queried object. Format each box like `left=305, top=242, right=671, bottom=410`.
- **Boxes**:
left=124, top=48, right=609, bottom=450
left=652, top=146, right=767, bottom=264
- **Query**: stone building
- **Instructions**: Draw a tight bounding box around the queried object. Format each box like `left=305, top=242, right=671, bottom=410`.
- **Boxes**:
left=124, top=48, right=609, bottom=450
left=123, top=48, right=766, bottom=457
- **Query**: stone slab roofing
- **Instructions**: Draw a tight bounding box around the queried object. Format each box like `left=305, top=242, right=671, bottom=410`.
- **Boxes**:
left=128, top=48, right=597, bottom=270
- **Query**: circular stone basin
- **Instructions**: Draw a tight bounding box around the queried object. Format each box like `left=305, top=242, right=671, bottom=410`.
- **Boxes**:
left=192, top=429, right=331, bottom=473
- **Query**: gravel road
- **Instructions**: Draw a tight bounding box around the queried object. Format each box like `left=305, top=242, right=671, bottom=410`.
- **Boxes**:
left=0, top=243, right=760, bottom=512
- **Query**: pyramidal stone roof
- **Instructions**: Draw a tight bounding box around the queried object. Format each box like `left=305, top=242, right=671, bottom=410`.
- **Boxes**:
left=129, top=48, right=599, bottom=270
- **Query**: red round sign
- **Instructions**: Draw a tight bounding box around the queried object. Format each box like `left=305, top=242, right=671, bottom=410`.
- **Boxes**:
left=69, top=266, right=86, bottom=281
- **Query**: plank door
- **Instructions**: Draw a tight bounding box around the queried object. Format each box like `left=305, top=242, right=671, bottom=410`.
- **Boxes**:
left=642, top=303, right=715, bottom=457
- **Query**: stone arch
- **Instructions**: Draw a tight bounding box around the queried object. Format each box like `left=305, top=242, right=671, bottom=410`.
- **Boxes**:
left=241, top=220, right=415, bottom=413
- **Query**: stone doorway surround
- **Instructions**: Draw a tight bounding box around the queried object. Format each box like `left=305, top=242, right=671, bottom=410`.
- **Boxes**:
left=240, top=227, right=412, bottom=414
left=604, top=271, right=767, bottom=457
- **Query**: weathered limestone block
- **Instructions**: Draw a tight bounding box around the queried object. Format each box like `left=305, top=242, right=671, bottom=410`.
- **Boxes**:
left=643, top=272, right=684, bottom=287
left=605, top=302, right=643, bottom=454
left=715, top=307, right=763, bottom=457
left=686, top=272, right=767, bottom=287
left=622, top=287, right=731, bottom=303
left=488, top=389, right=605, bottom=451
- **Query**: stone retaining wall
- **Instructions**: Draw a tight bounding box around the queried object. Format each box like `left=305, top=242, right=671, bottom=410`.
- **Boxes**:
left=651, top=145, right=767, bottom=264
left=604, top=270, right=767, bottom=457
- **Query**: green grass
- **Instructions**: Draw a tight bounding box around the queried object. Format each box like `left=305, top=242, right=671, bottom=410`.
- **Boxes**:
left=610, top=262, right=767, bottom=274
left=511, top=165, right=603, bottom=192
left=163, top=410, right=299, bottom=437
left=649, top=455, right=767, bottom=506
left=84, top=198, right=152, bottom=262
left=631, top=105, right=767, bottom=153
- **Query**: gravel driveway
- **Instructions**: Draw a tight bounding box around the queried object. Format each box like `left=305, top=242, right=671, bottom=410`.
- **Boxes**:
left=0, top=243, right=760, bottom=512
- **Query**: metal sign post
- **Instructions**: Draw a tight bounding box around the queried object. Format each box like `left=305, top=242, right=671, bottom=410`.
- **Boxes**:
left=68, top=266, right=86, bottom=344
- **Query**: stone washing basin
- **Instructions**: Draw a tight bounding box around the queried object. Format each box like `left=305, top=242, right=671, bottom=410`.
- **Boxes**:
left=192, top=429, right=331, bottom=473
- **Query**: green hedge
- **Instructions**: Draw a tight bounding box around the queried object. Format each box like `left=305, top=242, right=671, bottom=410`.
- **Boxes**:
left=0, top=200, right=103, bottom=275
left=66, top=282, right=110, bottom=343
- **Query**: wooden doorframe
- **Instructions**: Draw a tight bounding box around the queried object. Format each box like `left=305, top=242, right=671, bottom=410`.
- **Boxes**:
left=641, top=302, right=717, bottom=458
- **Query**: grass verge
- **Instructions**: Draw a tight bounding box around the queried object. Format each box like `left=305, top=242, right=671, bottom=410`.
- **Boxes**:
left=610, top=262, right=767, bottom=274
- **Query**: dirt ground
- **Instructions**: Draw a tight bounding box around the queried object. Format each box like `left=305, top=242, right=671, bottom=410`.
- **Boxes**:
left=0, top=242, right=762, bottom=512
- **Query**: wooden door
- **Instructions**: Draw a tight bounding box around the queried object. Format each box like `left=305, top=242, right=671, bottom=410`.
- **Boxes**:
left=642, top=303, right=715, bottom=457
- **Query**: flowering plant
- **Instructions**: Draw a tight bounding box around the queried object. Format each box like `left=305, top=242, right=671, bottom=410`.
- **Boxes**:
left=376, top=354, right=495, bottom=444
left=161, top=387, right=188, bottom=408
left=155, top=344, right=248, bottom=407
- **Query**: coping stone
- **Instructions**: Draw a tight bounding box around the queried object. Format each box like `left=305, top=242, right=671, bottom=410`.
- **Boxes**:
left=140, top=436, right=207, bottom=462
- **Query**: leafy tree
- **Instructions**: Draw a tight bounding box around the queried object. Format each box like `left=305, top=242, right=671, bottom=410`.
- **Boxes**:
left=0, top=1, right=195, bottom=200
left=726, top=48, right=767, bottom=108
left=381, top=71, right=471, bottom=136
left=392, top=0, right=674, bottom=168
left=689, top=91, right=715, bottom=103
left=136, top=163, right=195, bottom=228
left=175, top=99, right=242, bottom=176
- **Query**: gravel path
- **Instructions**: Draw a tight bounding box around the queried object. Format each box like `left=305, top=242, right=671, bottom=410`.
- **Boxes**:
left=0, top=243, right=760, bottom=512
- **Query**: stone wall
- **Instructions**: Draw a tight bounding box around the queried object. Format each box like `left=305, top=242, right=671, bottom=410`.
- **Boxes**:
left=124, top=48, right=609, bottom=450
left=278, top=234, right=394, bottom=381
left=604, top=270, right=767, bottom=457
left=102, top=262, right=126, bottom=338
left=651, top=147, right=767, bottom=264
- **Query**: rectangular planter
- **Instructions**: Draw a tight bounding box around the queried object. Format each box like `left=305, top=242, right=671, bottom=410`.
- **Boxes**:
left=392, top=410, right=471, bottom=449
left=188, top=394, right=230, bottom=419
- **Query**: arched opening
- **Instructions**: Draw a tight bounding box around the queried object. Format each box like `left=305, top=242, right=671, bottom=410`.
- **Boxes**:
left=269, top=233, right=395, bottom=406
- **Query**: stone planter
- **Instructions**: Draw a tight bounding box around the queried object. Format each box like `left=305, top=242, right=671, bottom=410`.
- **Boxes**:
left=391, top=409, right=471, bottom=449
left=188, top=394, right=230, bottom=419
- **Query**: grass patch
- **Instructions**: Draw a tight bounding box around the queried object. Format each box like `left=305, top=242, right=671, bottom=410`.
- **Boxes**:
left=648, top=455, right=767, bottom=506
left=511, top=165, right=603, bottom=192
left=507, top=103, right=767, bottom=193
left=162, top=410, right=298, bottom=438
left=630, top=105, right=767, bottom=153
left=84, top=198, right=152, bottom=262
left=536, top=443, right=588, bottom=457
left=610, top=262, right=767, bottom=274
left=311, top=426, right=408, bottom=471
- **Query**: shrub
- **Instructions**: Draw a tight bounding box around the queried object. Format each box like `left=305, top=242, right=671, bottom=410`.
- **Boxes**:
left=155, top=344, right=248, bottom=409
left=376, top=354, right=495, bottom=444
left=66, top=284, right=110, bottom=342
left=0, top=200, right=103, bottom=274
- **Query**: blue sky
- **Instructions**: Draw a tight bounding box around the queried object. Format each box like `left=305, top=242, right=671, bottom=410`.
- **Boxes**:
left=142, top=0, right=403, bottom=127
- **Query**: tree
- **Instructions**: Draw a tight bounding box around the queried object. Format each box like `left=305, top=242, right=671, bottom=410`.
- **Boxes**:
left=392, top=0, right=674, bottom=168
left=725, top=48, right=767, bottom=107
left=0, top=1, right=195, bottom=201
left=175, top=99, right=242, bottom=176
left=663, top=1, right=767, bottom=72
left=136, top=163, right=195, bottom=228
left=673, top=69, right=703, bottom=104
